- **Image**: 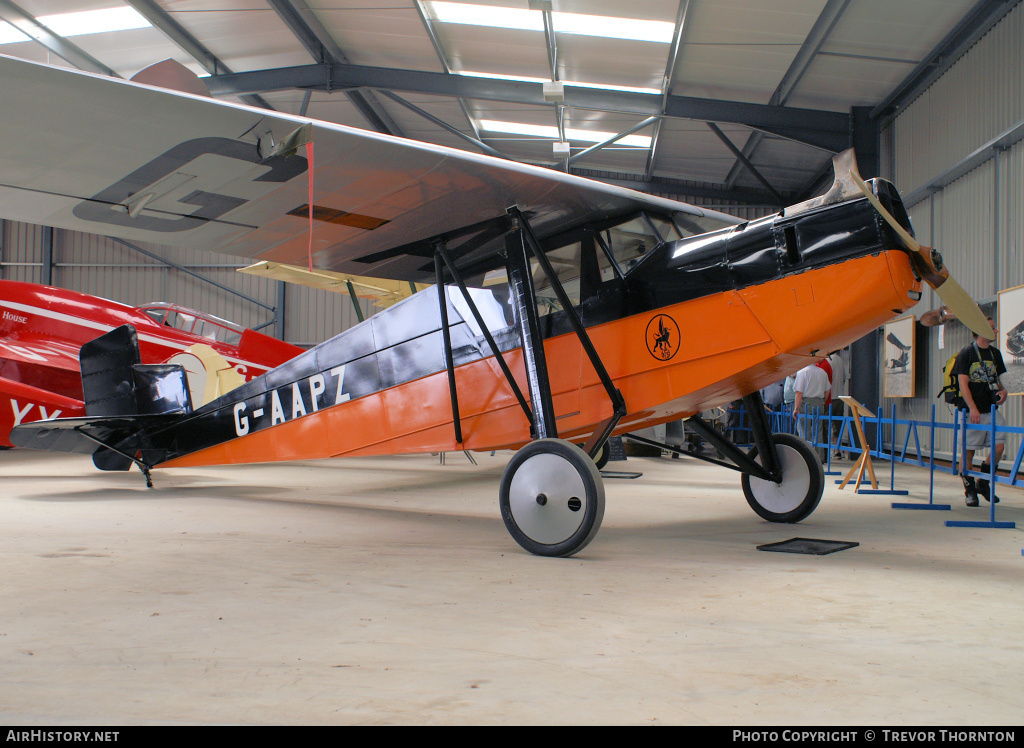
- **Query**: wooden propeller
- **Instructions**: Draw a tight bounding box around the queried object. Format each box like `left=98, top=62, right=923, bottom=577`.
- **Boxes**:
left=837, top=150, right=996, bottom=340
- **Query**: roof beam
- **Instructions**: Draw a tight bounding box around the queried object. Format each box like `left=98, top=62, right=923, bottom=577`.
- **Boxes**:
left=0, top=0, right=118, bottom=77
left=568, top=116, right=660, bottom=165
left=646, top=0, right=692, bottom=179
left=537, top=3, right=558, bottom=82
left=707, top=123, right=785, bottom=204
left=204, top=62, right=850, bottom=152
left=412, top=0, right=490, bottom=147
left=724, top=0, right=853, bottom=189
left=123, top=0, right=274, bottom=110
left=263, top=0, right=403, bottom=137
left=378, top=90, right=506, bottom=159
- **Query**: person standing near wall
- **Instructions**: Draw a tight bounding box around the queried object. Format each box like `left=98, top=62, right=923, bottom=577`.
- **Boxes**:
left=827, top=350, right=848, bottom=458
left=954, top=317, right=1008, bottom=507
left=793, top=361, right=831, bottom=460
left=783, top=374, right=796, bottom=432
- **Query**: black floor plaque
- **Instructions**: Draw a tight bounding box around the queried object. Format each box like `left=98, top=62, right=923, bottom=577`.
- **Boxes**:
left=757, top=538, right=859, bottom=555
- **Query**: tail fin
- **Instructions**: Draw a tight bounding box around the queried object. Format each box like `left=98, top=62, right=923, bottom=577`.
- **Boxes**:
left=79, top=325, right=192, bottom=469
left=885, top=332, right=911, bottom=351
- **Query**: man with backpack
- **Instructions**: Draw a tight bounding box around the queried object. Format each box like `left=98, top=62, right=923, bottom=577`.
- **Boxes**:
left=952, top=317, right=1008, bottom=506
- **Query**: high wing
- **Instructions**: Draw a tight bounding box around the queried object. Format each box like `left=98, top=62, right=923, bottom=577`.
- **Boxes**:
left=0, top=54, right=737, bottom=282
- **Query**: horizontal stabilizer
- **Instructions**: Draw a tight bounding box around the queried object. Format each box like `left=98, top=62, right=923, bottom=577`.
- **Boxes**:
left=9, top=413, right=179, bottom=461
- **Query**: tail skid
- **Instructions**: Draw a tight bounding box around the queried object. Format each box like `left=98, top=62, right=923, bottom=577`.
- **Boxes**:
left=10, top=325, right=192, bottom=484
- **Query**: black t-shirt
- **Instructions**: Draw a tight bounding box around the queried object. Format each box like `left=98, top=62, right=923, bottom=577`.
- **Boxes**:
left=953, top=343, right=1006, bottom=413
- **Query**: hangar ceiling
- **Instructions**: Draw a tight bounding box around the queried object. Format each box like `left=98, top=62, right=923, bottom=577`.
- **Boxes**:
left=0, top=0, right=1018, bottom=210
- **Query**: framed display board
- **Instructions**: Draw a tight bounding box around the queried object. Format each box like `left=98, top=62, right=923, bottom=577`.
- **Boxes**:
left=883, top=315, right=915, bottom=397
left=998, top=284, right=1024, bottom=396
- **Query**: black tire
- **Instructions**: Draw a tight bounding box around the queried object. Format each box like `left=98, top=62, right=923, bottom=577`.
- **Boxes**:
left=741, top=432, right=824, bottom=523
left=579, top=440, right=610, bottom=470
left=500, top=439, right=605, bottom=557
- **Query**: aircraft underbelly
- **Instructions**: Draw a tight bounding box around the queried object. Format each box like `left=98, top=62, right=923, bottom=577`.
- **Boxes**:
left=158, top=249, right=918, bottom=469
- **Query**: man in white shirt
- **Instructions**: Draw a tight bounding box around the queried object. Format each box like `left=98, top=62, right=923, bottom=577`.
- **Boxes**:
left=794, top=362, right=830, bottom=413
left=827, top=350, right=848, bottom=458
left=794, top=362, right=831, bottom=459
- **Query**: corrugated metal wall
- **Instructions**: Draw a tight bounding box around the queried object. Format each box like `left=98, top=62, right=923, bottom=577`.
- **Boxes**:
left=880, top=0, right=1024, bottom=458
left=0, top=220, right=369, bottom=347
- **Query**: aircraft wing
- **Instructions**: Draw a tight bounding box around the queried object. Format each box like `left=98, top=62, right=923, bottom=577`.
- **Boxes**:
left=0, top=334, right=81, bottom=374
left=0, top=54, right=737, bottom=283
left=237, top=261, right=432, bottom=307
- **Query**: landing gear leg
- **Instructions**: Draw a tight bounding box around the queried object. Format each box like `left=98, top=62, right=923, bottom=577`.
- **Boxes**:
left=500, top=439, right=605, bottom=557
left=741, top=433, right=824, bottom=523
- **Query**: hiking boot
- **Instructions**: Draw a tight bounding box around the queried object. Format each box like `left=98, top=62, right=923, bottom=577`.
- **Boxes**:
left=977, top=479, right=1000, bottom=504
left=978, top=464, right=1000, bottom=503
left=962, top=475, right=979, bottom=507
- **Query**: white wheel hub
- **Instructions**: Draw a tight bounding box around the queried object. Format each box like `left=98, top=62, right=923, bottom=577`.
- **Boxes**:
left=507, top=452, right=588, bottom=545
left=745, top=444, right=811, bottom=514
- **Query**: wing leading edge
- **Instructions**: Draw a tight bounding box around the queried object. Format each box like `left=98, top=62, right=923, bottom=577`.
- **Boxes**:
left=0, top=54, right=738, bottom=283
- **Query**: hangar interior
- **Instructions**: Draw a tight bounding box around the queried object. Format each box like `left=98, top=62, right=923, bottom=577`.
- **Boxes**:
left=1, top=0, right=1023, bottom=725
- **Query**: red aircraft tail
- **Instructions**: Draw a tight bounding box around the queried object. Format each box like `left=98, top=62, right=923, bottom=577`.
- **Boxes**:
left=0, top=375, right=85, bottom=448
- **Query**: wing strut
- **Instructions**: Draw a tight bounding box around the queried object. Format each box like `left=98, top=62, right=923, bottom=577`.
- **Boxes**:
left=626, top=391, right=783, bottom=482
left=506, top=221, right=558, bottom=440
left=433, top=239, right=534, bottom=443
left=431, top=209, right=626, bottom=455
left=512, top=208, right=627, bottom=455
left=434, top=249, right=462, bottom=443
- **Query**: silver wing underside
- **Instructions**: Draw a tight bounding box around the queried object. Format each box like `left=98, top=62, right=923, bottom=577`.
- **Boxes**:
left=0, top=54, right=738, bottom=281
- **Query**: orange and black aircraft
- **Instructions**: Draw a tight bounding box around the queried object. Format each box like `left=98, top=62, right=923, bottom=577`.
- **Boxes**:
left=0, top=55, right=993, bottom=556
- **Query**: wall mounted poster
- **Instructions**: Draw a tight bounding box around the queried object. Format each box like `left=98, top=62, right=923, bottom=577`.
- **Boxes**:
left=998, top=284, right=1024, bottom=396
left=883, top=315, right=915, bottom=397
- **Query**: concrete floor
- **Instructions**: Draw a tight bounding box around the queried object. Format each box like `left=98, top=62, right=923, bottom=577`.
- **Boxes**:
left=1, top=447, right=1022, bottom=725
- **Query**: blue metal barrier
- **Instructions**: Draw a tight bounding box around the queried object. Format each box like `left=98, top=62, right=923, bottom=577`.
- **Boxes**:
left=790, top=403, right=1020, bottom=529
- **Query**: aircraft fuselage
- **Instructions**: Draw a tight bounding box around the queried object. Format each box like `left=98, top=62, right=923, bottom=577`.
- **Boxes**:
left=143, top=181, right=921, bottom=469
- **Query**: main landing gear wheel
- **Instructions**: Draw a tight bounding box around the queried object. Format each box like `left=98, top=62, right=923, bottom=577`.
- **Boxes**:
left=579, top=440, right=610, bottom=470
left=741, top=432, right=824, bottom=523
left=500, top=439, right=605, bottom=557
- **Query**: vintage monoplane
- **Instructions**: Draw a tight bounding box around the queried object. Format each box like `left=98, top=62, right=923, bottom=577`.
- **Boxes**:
left=0, top=54, right=993, bottom=556
left=0, top=278, right=304, bottom=446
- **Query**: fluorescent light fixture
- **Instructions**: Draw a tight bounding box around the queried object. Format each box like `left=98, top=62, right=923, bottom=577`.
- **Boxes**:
left=480, top=120, right=651, bottom=148
left=0, top=23, right=27, bottom=45
left=458, top=70, right=660, bottom=96
left=430, top=2, right=674, bottom=43
left=0, top=7, right=150, bottom=45
left=556, top=11, right=675, bottom=42
left=431, top=1, right=542, bottom=32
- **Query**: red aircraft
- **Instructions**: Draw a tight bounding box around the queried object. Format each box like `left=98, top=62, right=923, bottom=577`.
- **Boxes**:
left=0, top=54, right=994, bottom=557
left=0, top=279, right=303, bottom=446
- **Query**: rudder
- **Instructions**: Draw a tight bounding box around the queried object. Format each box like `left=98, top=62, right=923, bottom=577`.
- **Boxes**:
left=79, top=325, right=192, bottom=469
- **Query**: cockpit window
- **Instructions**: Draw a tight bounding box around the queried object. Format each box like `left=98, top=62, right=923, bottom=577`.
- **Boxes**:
left=143, top=308, right=167, bottom=325
left=532, top=241, right=582, bottom=316
left=596, top=215, right=664, bottom=280
left=137, top=303, right=244, bottom=346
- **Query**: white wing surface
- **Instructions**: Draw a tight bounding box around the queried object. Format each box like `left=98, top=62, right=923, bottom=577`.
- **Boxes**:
left=0, top=54, right=738, bottom=281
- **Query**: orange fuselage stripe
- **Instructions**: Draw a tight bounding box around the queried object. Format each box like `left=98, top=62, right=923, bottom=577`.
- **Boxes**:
left=160, top=250, right=919, bottom=468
